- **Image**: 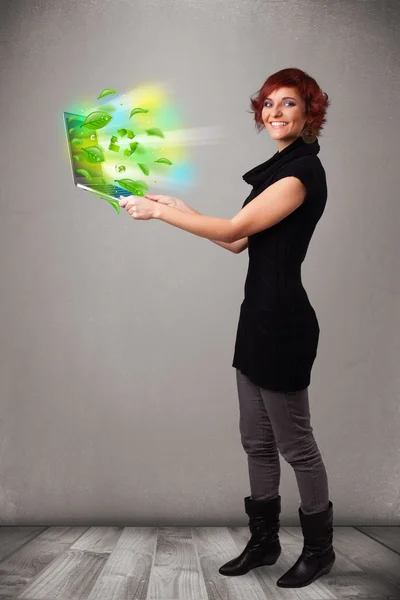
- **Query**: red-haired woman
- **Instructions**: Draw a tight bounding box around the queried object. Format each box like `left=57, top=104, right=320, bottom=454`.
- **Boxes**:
left=222, top=67, right=335, bottom=588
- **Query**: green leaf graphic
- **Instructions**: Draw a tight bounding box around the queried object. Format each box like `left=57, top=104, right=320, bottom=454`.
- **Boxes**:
left=137, top=163, right=149, bottom=176
left=145, top=128, right=164, bottom=138
left=114, top=178, right=146, bottom=196
left=154, top=158, right=173, bottom=165
left=134, top=180, right=149, bottom=190
left=80, top=111, right=113, bottom=130
left=76, top=169, right=92, bottom=181
left=71, top=138, right=83, bottom=146
left=118, top=128, right=127, bottom=137
left=81, top=146, right=105, bottom=163
left=109, top=143, right=120, bottom=152
left=129, top=142, right=139, bottom=153
left=129, top=107, right=149, bottom=118
left=111, top=135, right=118, bottom=144
left=97, top=88, right=117, bottom=99
left=72, top=155, right=79, bottom=161
left=126, top=130, right=135, bottom=139
left=68, top=127, right=75, bottom=134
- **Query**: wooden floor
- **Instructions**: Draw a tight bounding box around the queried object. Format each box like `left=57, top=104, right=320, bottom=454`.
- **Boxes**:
left=0, top=525, right=399, bottom=599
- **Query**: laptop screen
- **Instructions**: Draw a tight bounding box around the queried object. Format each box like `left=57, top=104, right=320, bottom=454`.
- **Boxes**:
left=64, top=112, right=105, bottom=184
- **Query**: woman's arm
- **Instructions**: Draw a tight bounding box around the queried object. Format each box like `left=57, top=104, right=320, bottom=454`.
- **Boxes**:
left=179, top=202, right=247, bottom=253
left=154, top=202, right=234, bottom=244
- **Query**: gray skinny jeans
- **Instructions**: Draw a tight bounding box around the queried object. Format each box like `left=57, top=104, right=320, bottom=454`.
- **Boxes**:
left=236, top=368, right=330, bottom=514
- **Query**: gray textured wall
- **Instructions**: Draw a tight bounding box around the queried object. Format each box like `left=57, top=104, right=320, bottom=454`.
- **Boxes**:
left=0, top=0, right=399, bottom=526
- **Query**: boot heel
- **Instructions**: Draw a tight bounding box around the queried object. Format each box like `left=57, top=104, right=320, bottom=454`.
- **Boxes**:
left=260, top=548, right=281, bottom=566
left=320, top=558, right=335, bottom=576
left=321, top=565, right=332, bottom=576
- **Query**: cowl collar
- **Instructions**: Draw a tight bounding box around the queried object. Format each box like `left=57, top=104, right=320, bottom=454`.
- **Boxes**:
left=242, top=135, right=320, bottom=188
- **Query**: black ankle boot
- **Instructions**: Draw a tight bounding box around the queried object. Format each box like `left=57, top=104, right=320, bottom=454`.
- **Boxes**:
left=219, top=494, right=282, bottom=577
left=276, top=500, right=335, bottom=588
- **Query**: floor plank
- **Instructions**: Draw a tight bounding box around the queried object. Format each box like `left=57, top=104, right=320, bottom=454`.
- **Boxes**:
left=355, top=526, right=400, bottom=555
left=0, top=527, right=88, bottom=597
left=0, top=529, right=45, bottom=563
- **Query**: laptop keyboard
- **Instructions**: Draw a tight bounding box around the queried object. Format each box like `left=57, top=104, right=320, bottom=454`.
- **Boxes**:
left=90, top=184, right=138, bottom=197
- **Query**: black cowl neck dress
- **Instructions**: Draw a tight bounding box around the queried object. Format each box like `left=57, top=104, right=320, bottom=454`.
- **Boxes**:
left=232, top=135, right=328, bottom=392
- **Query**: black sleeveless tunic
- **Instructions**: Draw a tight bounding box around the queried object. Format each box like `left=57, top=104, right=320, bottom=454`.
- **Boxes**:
left=232, top=136, right=327, bottom=392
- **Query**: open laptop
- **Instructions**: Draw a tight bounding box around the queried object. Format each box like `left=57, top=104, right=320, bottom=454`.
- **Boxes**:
left=63, top=111, right=133, bottom=214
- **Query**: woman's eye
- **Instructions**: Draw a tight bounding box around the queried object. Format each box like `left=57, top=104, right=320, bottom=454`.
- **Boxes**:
left=264, top=101, right=295, bottom=107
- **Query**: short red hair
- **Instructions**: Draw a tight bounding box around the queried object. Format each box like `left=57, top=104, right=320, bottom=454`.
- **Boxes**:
left=248, top=68, right=330, bottom=137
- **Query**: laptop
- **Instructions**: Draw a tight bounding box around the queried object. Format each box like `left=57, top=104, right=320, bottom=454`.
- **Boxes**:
left=63, top=111, right=134, bottom=214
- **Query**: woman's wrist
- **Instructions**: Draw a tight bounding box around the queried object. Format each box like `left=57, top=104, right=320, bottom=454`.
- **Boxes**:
left=180, top=201, right=200, bottom=215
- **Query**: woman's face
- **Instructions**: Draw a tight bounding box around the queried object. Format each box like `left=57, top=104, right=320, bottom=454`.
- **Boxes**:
left=261, top=87, right=308, bottom=150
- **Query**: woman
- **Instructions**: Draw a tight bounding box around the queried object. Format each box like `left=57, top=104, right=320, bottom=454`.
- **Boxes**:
left=119, top=67, right=335, bottom=588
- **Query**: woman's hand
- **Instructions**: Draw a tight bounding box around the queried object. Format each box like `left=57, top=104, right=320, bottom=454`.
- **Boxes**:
left=119, top=195, right=158, bottom=220
left=145, top=194, right=186, bottom=211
